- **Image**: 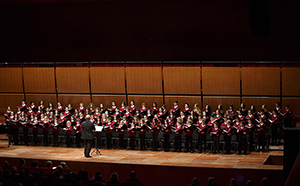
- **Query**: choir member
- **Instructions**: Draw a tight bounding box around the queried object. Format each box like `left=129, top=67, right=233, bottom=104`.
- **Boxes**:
left=78, top=103, right=85, bottom=113
left=42, top=116, right=50, bottom=146
left=44, top=107, right=50, bottom=117
left=26, top=107, right=34, bottom=118
left=246, top=119, right=255, bottom=152
left=161, top=119, right=171, bottom=152
left=196, top=118, right=208, bottom=154
left=90, top=115, right=96, bottom=125
left=56, top=102, right=64, bottom=113
left=204, top=105, right=212, bottom=119
left=184, top=120, right=194, bottom=153
left=4, top=106, right=11, bottom=125
left=124, top=107, right=133, bottom=122
left=20, top=115, right=30, bottom=146
left=20, top=100, right=28, bottom=112
left=150, top=102, right=159, bottom=115
left=138, top=119, right=147, bottom=151
left=233, top=117, right=241, bottom=142
left=11, top=113, right=19, bottom=145
left=236, top=111, right=244, bottom=122
left=146, top=109, right=153, bottom=121
left=78, top=112, right=85, bottom=123
left=227, top=104, right=236, bottom=120
left=99, top=103, right=106, bottom=114
left=193, top=103, right=201, bottom=121
left=89, top=102, right=95, bottom=115
left=31, top=116, right=40, bottom=146
left=64, top=120, right=73, bottom=148
left=59, top=112, right=67, bottom=128
left=16, top=107, right=21, bottom=117
left=128, top=123, right=137, bottom=150
left=84, top=108, right=90, bottom=116
left=109, top=101, right=117, bottom=115
left=269, top=109, right=280, bottom=145
left=95, top=117, right=102, bottom=149
left=180, top=111, right=187, bottom=124
left=54, top=110, right=60, bottom=119
left=283, top=104, right=294, bottom=127
left=171, top=101, right=180, bottom=117
left=274, top=102, right=282, bottom=115
left=30, top=101, right=37, bottom=112
left=207, top=116, right=216, bottom=129
left=215, top=110, right=222, bottom=125
left=35, top=106, right=42, bottom=118
left=250, top=105, right=257, bottom=118
left=119, top=101, right=126, bottom=115
left=258, top=109, right=267, bottom=122
left=116, top=120, right=127, bottom=150
left=70, top=115, right=76, bottom=126
left=64, top=107, right=72, bottom=120
left=74, top=120, right=82, bottom=148
left=48, top=102, right=54, bottom=112
left=173, top=118, right=183, bottom=152
left=246, top=110, right=255, bottom=121
left=210, top=123, right=220, bottom=154
left=51, top=118, right=60, bottom=147
left=39, top=100, right=45, bottom=112
left=129, top=100, right=136, bottom=114
left=217, top=104, right=224, bottom=116
left=113, top=108, right=121, bottom=120
left=222, top=120, right=233, bottom=154
left=140, top=103, right=148, bottom=116
left=256, top=118, right=267, bottom=152
left=157, top=108, right=165, bottom=122
left=134, top=109, right=142, bottom=120
left=202, top=111, right=209, bottom=124
left=161, top=105, right=169, bottom=120
left=183, top=103, right=191, bottom=117
left=104, top=117, right=113, bottom=150
left=112, top=115, right=119, bottom=128
left=240, top=103, right=247, bottom=116
left=237, top=122, right=248, bottom=155
left=94, top=107, right=101, bottom=119
left=150, top=119, right=160, bottom=151
left=68, top=104, right=74, bottom=115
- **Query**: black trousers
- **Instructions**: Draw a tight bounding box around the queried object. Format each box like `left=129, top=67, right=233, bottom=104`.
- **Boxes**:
left=239, top=137, right=247, bottom=154
left=23, top=128, right=29, bottom=145
left=66, top=133, right=71, bottom=147
left=33, top=130, right=38, bottom=145
left=119, top=134, right=124, bottom=149
left=212, top=137, right=219, bottom=153
left=129, top=136, right=135, bottom=150
left=84, top=139, right=93, bottom=157
left=106, top=132, right=112, bottom=149
left=185, top=135, right=193, bottom=152
left=271, top=125, right=278, bottom=144
left=198, top=134, right=206, bottom=152
left=76, top=133, right=81, bottom=148
left=163, top=135, right=170, bottom=151
left=257, top=134, right=266, bottom=151
left=95, top=132, right=102, bottom=148
left=224, top=135, right=231, bottom=154
left=174, top=135, right=181, bottom=152
left=152, top=134, right=158, bottom=151
left=249, top=134, right=253, bottom=151
left=53, top=132, right=59, bottom=146
left=43, top=130, right=48, bottom=146
left=139, top=134, right=145, bottom=150
left=13, top=128, right=19, bottom=145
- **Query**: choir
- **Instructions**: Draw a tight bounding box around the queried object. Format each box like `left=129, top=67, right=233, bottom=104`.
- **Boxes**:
left=3, top=100, right=294, bottom=155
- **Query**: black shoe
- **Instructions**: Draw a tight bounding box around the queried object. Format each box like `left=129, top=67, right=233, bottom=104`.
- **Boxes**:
left=262, top=149, right=266, bottom=153
left=217, top=152, right=220, bottom=154
left=237, top=152, right=241, bottom=155
left=244, top=152, right=247, bottom=155
left=191, top=150, right=194, bottom=153
left=86, top=155, right=92, bottom=158
left=173, top=150, right=177, bottom=152
left=204, top=151, right=206, bottom=154
left=120, top=148, right=123, bottom=150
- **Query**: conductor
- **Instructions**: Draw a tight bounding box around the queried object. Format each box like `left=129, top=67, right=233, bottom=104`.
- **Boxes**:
left=81, top=115, right=95, bottom=158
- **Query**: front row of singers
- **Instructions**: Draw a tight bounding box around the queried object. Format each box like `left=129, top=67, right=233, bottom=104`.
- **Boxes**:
left=8, top=115, right=268, bottom=155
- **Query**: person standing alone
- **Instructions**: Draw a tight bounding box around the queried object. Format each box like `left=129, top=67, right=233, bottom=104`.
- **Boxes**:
left=81, top=115, right=95, bottom=158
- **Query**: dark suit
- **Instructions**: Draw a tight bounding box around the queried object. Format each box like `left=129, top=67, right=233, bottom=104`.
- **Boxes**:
left=81, top=120, right=95, bottom=157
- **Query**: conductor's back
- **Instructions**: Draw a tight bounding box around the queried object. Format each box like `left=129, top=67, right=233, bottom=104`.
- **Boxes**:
left=81, top=115, right=95, bottom=157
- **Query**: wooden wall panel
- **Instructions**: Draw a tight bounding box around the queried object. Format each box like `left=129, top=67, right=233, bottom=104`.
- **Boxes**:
left=92, top=95, right=126, bottom=108
left=203, top=96, right=240, bottom=111
left=282, top=68, right=300, bottom=96
left=90, top=67, right=125, bottom=94
left=23, top=67, right=56, bottom=93
left=57, top=94, right=90, bottom=108
left=241, top=67, right=280, bottom=96
left=163, top=67, right=201, bottom=94
left=126, top=67, right=162, bottom=94
left=0, top=68, right=23, bottom=93
left=165, top=96, right=201, bottom=111
left=25, top=94, right=57, bottom=107
left=127, top=95, right=163, bottom=109
left=283, top=98, right=300, bottom=116
left=56, top=67, right=89, bottom=93
left=242, top=97, right=280, bottom=112
left=0, top=94, right=24, bottom=111
left=202, top=67, right=240, bottom=95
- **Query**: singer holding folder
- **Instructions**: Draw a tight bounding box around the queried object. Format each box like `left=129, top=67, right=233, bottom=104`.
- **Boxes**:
left=81, top=115, right=95, bottom=158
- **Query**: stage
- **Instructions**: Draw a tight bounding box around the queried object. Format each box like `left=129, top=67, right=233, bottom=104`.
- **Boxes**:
left=0, top=138, right=283, bottom=186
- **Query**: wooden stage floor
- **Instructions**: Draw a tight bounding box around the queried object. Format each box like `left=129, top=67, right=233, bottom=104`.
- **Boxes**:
left=0, top=140, right=283, bottom=170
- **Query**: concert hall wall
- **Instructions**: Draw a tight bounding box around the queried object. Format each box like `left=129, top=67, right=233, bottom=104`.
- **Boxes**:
left=0, top=62, right=300, bottom=123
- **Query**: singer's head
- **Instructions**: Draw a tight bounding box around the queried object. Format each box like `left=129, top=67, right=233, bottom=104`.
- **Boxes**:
left=85, top=115, right=90, bottom=120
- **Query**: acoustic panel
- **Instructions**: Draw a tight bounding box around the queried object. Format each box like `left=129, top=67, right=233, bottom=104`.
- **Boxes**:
left=57, top=94, right=91, bottom=108
left=203, top=96, right=240, bottom=112
left=165, top=96, right=201, bottom=111
left=127, top=95, right=163, bottom=109
left=0, top=68, right=23, bottom=93
left=25, top=94, right=57, bottom=107
left=282, top=68, right=300, bottom=96
left=23, top=67, right=56, bottom=93
left=283, top=97, right=300, bottom=116
left=241, top=67, right=280, bottom=96
left=163, top=67, right=201, bottom=94
left=202, top=67, right=240, bottom=95
left=0, top=94, right=24, bottom=111
left=90, top=67, right=125, bottom=94
left=126, top=67, right=162, bottom=94
left=242, top=97, right=280, bottom=112
left=56, top=67, right=90, bottom=93
left=92, top=95, right=126, bottom=109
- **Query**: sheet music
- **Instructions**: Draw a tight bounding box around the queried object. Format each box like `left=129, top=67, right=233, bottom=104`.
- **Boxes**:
left=95, top=126, right=103, bottom=132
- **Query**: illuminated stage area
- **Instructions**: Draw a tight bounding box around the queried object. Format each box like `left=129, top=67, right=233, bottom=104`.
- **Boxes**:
left=0, top=139, right=283, bottom=186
